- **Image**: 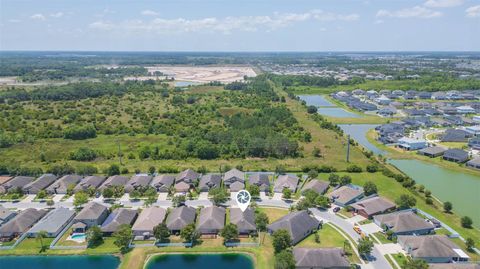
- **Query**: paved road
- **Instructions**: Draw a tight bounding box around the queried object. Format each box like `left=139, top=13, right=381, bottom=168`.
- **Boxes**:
left=310, top=208, right=393, bottom=269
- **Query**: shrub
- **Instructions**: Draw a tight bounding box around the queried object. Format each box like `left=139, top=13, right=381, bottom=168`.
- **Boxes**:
left=69, top=147, right=97, bottom=161
left=64, top=125, right=97, bottom=140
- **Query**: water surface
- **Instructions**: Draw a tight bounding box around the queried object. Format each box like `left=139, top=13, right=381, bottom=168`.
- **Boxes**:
left=146, top=253, right=254, bottom=269
left=339, top=124, right=384, bottom=155
left=298, top=95, right=336, bottom=107
left=175, top=81, right=201, bottom=87
left=0, top=255, right=119, bottom=269
left=317, top=107, right=362, bottom=118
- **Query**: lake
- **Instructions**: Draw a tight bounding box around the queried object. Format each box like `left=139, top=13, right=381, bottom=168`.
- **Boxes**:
left=175, top=81, right=201, bottom=87
left=339, top=124, right=384, bottom=155
left=298, top=95, right=336, bottom=107
left=0, top=255, right=120, bottom=269
left=146, top=253, right=254, bottom=269
left=317, top=107, right=362, bottom=118
left=389, top=159, right=480, bottom=227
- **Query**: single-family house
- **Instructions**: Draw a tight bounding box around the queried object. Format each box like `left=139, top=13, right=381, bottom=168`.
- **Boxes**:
left=101, top=208, right=138, bottom=235
left=132, top=207, right=167, bottom=239
left=418, top=146, right=447, bottom=158
left=197, top=206, right=225, bottom=236
left=328, top=185, right=364, bottom=207
left=418, top=92, right=432, bottom=99
left=0, top=176, right=35, bottom=194
left=432, top=92, right=447, bottom=100
left=22, top=174, right=57, bottom=194
left=230, top=208, right=256, bottom=235
left=293, top=248, right=350, bottom=269
left=248, top=173, right=270, bottom=191
left=229, top=181, right=245, bottom=192
left=465, top=125, right=480, bottom=136
left=444, top=115, right=463, bottom=125
left=441, top=129, right=472, bottom=142
left=150, top=175, right=175, bottom=192
left=351, top=196, right=396, bottom=218
left=198, top=174, right=222, bottom=192
left=73, top=202, right=109, bottom=230
left=124, top=174, right=152, bottom=193
left=223, top=169, right=245, bottom=190
left=27, top=207, right=75, bottom=237
left=443, top=149, right=469, bottom=163
left=166, top=206, right=196, bottom=234
left=429, top=264, right=480, bottom=269
left=0, top=205, right=16, bottom=225
left=457, top=105, right=476, bottom=114
left=176, top=169, right=200, bottom=188
left=302, top=180, right=329, bottom=195
left=466, top=158, right=480, bottom=170
left=274, top=174, right=299, bottom=193
left=0, top=208, right=47, bottom=241
left=267, top=210, right=320, bottom=245
left=373, top=210, right=435, bottom=235
left=74, top=175, right=106, bottom=193
left=0, top=176, right=12, bottom=186
left=46, top=175, right=83, bottom=194
left=375, top=95, right=391, bottom=105
left=99, top=175, right=129, bottom=191
left=397, top=137, right=427, bottom=151
left=398, top=235, right=470, bottom=263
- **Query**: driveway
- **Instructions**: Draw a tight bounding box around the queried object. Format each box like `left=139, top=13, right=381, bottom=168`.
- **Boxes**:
left=21, top=194, right=36, bottom=203
left=272, top=193, right=283, bottom=200
left=347, top=215, right=366, bottom=225
left=309, top=208, right=393, bottom=269
left=375, top=243, right=404, bottom=255
left=52, top=194, right=64, bottom=203
left=198, top=192, right=209, bottom=200
left=157, top=193, right=168, bottom=201
left=360, top=223, right=382, bottom=235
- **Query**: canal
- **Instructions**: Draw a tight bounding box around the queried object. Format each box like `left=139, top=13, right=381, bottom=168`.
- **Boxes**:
left=145, top=253, right=254, bottom=269
left=0, top=255, right=120, bottom=269
left=298, top=94, right=362, bottom=118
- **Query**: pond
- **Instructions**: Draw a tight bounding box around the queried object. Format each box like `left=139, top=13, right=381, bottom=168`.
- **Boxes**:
left=298, top=95, right=336, bottom=107
left=146, top=253, right=254, bottom=269
left=175, top=81, right=201, bottom=87
left=317, top=107, right=362, bottom=118
left=0, top=255, right=120, bottom=269
left=339, top=124, right=384, bottom=155
left=389, top=159, right=480, bottom=228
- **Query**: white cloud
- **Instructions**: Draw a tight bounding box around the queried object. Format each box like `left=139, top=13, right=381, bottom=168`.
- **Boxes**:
left=376, top=6, right=442, bottom=19
left=50, top=12, right=64, bottom=18
left=89, top=10, right=359, bottom=34
left=30, top=13, right=46, bottom=20
left=424, top=0, right=464, bottom=8
left=141, top=10, right=159, bottom=16
left=466, top=5, right=480, bottom=17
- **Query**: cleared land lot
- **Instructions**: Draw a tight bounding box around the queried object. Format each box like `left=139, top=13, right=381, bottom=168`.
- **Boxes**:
left=146, top=66, right=257, bottom=83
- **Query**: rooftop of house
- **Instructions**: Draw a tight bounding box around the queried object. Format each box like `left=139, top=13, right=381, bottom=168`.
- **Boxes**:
left=351, top=196, right=396, bottom=216
left=398, top=235, right=467, bottom=259
left=374, top=210, right=435, bottom=233
left=267, top=210, right=320, bottom=244
left=293, top=248, right=350, bottom=269
left=328, top=185, right=363, bottom=205
left=132, top=207, right=167, bottom=232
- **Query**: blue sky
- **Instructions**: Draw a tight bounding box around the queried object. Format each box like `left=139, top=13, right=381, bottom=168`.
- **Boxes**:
left=0, top=0, right=479, bottom=51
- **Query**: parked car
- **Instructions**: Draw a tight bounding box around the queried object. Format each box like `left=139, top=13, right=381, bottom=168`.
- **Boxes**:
left=333, top=207, right=341, bottom=213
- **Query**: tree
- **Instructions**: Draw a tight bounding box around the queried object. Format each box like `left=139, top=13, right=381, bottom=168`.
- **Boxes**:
left=282, top=188, right=292, bottom=200
left=144, top=196, right=157, bottom=207
left=36, top=230, right=48, bottom=252
left=461, top=216, right=473, bottom=228
left=339, top=175, right=352, bottom=186
left=312, top=147, right=321, bottom=158
left=102, top=187, right=114, bottom=199
left=113, top=224, right=133, bottom=253
left=272, top=229, right=292, bottom=253
left=466, top=238, right=475, bottom=252
left=443, top=201, right=453, bottom=213
left=172, top=195, right=186, bottom=207
left=274, top=250, right=296, bottom=269
left=148, top=166, right=156, bottom=175
left=73, top=191, right=89, bottom=207
left=180, top=223, right=198, bottom=243
left=210, top=188, right=228, bottom=206
left=403, top=258, right=428, bottom=269
left=86, top=226, right=103, bottom=247
left=357, top=237, right=374, bottom=258
left=424, top=190, right=431, bottom=197
left=328, top=174, right=339, bottom=186
left=255, top=211, right=269, bottom=232
left=363, top=181, right=377, bottom=196
left=153, top=223, right=170, bottom=243
left=129, top=189, right=141, bottom=200
left=221, top=223, right=239, bottom=243
left=36, top=190, right=48, bottom=200
left=386, top=230, right=394, bottom=240
left=306, top=105, right=318, bottom=114
left=346, top=165, right=362, bottom=173
left=366, top=165, right=378, bottom=173
left=314, top=195, right=330, bottom=208
left=247, top=184, right=260, bottom=198
left=307, top=169, right=318, bottom=179
left=395, top=194, right=416, bottom=209
left=105, top=164, right=120, bottom=176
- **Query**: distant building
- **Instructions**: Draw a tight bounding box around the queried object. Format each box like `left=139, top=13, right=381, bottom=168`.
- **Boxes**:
left=397, top=137, right=427, bottom=151
left=418, top=146, right=447, bottom=158
left=443, top=149, right=469, bottom=163
left=441, top=129, right=472, bottom=142
left=466, top=158, right=480, bottom=170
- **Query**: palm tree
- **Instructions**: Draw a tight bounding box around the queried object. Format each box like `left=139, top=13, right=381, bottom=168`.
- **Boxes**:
left=36, top=230, right=48, bottom=252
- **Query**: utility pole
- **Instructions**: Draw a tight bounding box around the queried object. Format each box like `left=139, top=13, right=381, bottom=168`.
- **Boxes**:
left=117, top=140, right=123, bottom=166
left=346, top=134, right=350, bottom=163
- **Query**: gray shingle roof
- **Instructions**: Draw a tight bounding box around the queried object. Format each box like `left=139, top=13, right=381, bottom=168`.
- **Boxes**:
left=328, top=185, right=364, bottom=205
left=443, top=149, right=469, bottom=162
left=229, top=181, right=245, bottom=191
left=46, top=175, right=83, bottom=194
left=197, top=206, right=225, bottom=233
left=176, top=169, right=200, bottom=183
left=28, top=207, right=75, bottom=235
left=441, top=129, right=472, bottom=142
left=224, top=168, right=245, bottom=183
left=166, top=206, right=196, bottom=231
left=99, top=175, right=129, bottom=190
left=0, top=205, right=15, bottom=222
left=74, top=176, right=106, bottom=192
left=74, top=202, right=108, bottom=221
left=0, top=208, right=47, bottom=236
left=302, top=179, right=329, bottom=195
left=293, top=248, right=350, bottom=269
left=125, top=175, right=152, bottom=192
left=1, top=176, right=35, bottom=193
left=274, top=174, right=299, bottom=193
left=101, top=208, right=138, bottom=233
left=132, top=207, right=167, bottom=233
left=267, top=210, right=320, bottom=244
left=418, top=146, right=447, bottom=156
left=374, top=211, right=435, bottom=234
left=150, top=175, right=175, bottom=191
left=198, top=174, right=222, bottom=191
left=230, top=208, right=256, bottom=233
left=398, top=235, right=463, bottom=259
left=351, top=196, right=396, bottom=216
left=23, top=174, right=57, bottom=194
left=248, top=174, right=270, bottom=190
left=429, top=264, right=480, bottom=269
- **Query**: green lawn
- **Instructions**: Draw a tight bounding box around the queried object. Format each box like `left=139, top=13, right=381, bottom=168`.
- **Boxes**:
left=392, top=253, right=408, bottom=268
left=372, top=232, right=393, bottom=244
left=55, top=229, right=87, bottom=247
left=297, top=224, right=346, bottom=248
